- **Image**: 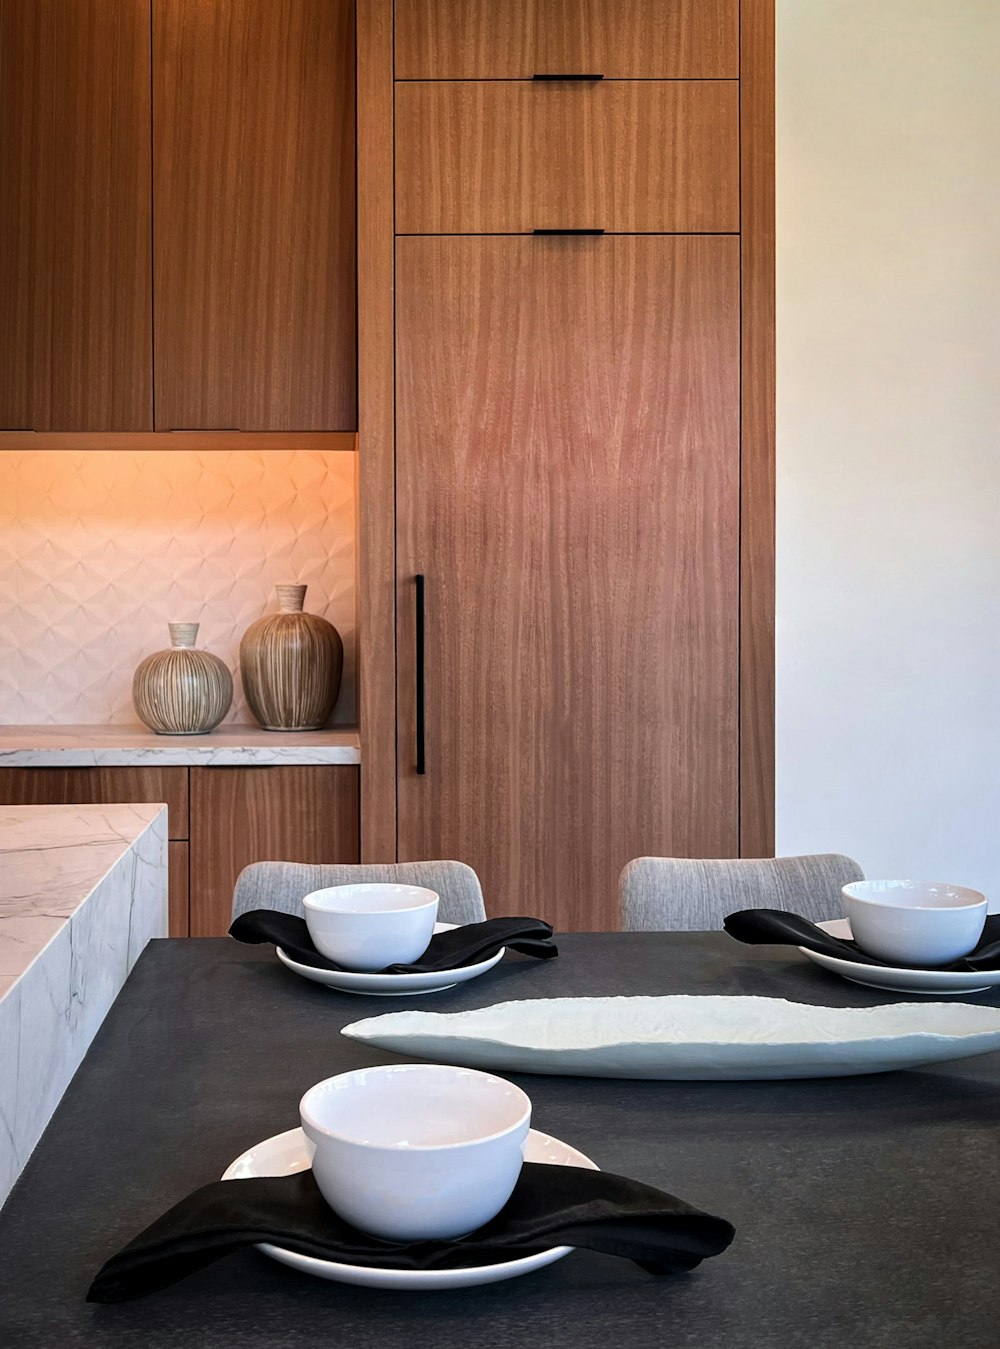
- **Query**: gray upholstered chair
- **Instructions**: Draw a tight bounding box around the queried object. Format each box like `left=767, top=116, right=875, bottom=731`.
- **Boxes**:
left=619, top=854, right=864, bottom=932
left=231, top=860, right=487, bottom=925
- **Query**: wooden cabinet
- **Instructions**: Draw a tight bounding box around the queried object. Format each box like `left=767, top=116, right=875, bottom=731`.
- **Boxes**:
left=169, top=841, right=190, bottom=936
left=0, top=767, right=188, bottom=841
left=189, top=766, right=360, bottom=936
left=0, top=0, right=152, bottom=430
left=395, top=81, right=738, bottom=235
left=0, top=765, right=360, bottom=938
left=152, top=0, right=357, bottom=430
left=395, top=0, right=739, bottom=79
left=0, top=766, right=190, bottom=931
left=1, top=0, right=358, bottom=434
left=358, top=0, right=774, bottom=900
left=395, top=235, right=741, bottom=930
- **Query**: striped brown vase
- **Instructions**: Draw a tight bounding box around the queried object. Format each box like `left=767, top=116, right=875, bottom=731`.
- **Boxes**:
left=239, top=584, right=344, bottom=731
left=132, top=623, right=233, bottom=735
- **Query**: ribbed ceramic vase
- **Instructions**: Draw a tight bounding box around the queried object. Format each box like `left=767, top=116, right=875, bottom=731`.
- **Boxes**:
left=132, top=623, right=233, bottom=735
left=240, top=584, right=343, bottom=731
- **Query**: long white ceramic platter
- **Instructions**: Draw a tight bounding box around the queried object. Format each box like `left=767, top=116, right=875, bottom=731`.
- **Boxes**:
left=342, top=995, right=1000, bottom=1080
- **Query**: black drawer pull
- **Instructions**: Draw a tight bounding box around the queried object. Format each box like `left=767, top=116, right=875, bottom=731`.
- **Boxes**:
left=532, top=73, right=604, bottom=81
left=532, top=228, right=605, bottom=236
left=414, top=574, right=426, bottom=776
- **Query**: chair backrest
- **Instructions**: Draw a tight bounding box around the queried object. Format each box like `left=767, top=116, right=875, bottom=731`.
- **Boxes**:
left=231, top=860, right=487, bottom=925
left=619, top=854, right=864, bottom=932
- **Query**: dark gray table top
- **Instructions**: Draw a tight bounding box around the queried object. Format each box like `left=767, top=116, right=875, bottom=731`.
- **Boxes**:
left=2, top=933, right=1000, bottom=1348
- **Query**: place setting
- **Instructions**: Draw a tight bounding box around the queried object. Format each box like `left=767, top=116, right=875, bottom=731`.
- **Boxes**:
left=724, top=879, right=1000, bottom=995
left=87, top=1063, right=735, bottom=1301
left=229, top=882, right=558, bottom=996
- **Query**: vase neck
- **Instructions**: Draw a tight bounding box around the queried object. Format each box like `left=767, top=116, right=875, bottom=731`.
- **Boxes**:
left=169, top=622, right=199, bottom=649
left=276, top=583, right=307, bottom=613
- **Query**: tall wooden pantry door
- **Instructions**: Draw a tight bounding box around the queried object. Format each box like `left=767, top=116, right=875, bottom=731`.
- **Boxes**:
left=395, top=235, right=741, bottom=928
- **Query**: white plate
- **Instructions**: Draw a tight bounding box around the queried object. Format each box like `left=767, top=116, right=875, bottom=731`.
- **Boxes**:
left=275, top=923, right=505, bottom=996
left=800, top=919, right=1000, bottom=996
left=341, top=994, right=1000, bottom=1080
left=221, top=1126, right=598, bottom=1291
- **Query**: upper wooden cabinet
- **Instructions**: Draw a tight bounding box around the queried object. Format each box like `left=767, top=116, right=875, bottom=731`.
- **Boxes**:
left=0, top=0, right=153, bottom=431
left=153, top=0, right=356, bottom=431
left=1, top=0, right=358, bottom=434
left=394, top=0, right=739, bottom=79
left=395, top=81, right=739, bottom=235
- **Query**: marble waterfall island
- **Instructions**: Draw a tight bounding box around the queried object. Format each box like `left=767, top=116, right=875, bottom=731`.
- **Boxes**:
left=0, top=804, right=167, bottom=1206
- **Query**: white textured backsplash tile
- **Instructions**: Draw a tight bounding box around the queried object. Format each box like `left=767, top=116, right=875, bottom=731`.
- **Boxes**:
left=0, top=449, right=356, bottom=726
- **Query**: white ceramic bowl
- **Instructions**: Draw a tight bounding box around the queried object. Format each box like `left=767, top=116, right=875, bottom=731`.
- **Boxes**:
left=842, top=880, right=987, bottom=967
left=300, top=1064, right=531, bottom=1241
left=303, top=884, right=438, bottom=971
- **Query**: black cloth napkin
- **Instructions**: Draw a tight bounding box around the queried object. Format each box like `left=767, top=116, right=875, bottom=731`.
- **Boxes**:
left=229, top=910, right=558, bottom=973
left=724, top=908, right=1000, bottom=971
left=88, top=1162, right=735, bottom=1302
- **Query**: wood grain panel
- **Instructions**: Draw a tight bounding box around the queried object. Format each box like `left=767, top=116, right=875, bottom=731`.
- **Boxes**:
left=395, top=81, right=739, bottom=235
left=0, top=432, right=357, bottom=451
left=395, top=0, right=533, bottom=78
left=395, top=236, right=740, bottom=930
left=356, top=0, right=398, bottom=860
left=189, top=766, right=360, bottom=935
left=168, top=840, right=189, bottom=936
left=153, top=0, right=356, bottom=430
left=0, top=0, right=152, bottom=430
left=0, top=0, right=37, bottom=428
left=739, top=0, right=776, bottom=856
left=395, top=0, right=738, bottom=79
left=0, top=767, right=189, bottom=840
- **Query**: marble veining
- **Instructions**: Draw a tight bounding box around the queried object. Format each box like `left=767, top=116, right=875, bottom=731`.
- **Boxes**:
left=0, top=724, right=361, bottom=767
left=0, top=804, right=167, bottom=1205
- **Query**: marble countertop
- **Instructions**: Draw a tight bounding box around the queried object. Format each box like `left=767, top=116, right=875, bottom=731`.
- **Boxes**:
left=0, top=724, right=361, bottom=767
left=0, top=804, right=168, bottom=1204
left=0, top=803, right=166, bottom=1001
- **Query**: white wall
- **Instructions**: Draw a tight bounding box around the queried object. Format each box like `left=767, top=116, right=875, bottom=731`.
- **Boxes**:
left=776, top=1, right=1000, bottom=902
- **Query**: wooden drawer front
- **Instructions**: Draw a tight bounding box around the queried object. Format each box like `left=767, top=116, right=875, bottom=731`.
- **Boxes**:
left=189, top=766, right=360, bottom=936
left=395, top=81, right=738, bottom=235
left=395, top=0, right=738, bottom=80
left=0, top=767, right=189, bottom=840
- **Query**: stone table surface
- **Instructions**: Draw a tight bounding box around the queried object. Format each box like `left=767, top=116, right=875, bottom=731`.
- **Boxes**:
left=1, top=932, right=999, bottom=1347
left=0, top=803, right=167, bottom=1204
left=0, top=724, right=361, bottom=767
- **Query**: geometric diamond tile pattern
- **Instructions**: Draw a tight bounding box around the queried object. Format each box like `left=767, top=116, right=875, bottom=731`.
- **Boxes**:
left=0, top=450, right=356, bottom=726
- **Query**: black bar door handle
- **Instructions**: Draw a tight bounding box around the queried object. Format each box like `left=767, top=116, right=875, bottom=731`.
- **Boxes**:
left=414, top=574, right=426, bottom=775
left=532, top=228, right=605, bottom=236
left=532, top=73, right=604, bottom=81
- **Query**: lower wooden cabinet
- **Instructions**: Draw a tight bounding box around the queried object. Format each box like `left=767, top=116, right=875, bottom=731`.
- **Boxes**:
left=0, top=766, right=188, bottom=842
left=0, top=764, right=359, bottom=939
left=189, top=766, right=360, bottom=936
left=168, top=841, right=190, bottom=936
